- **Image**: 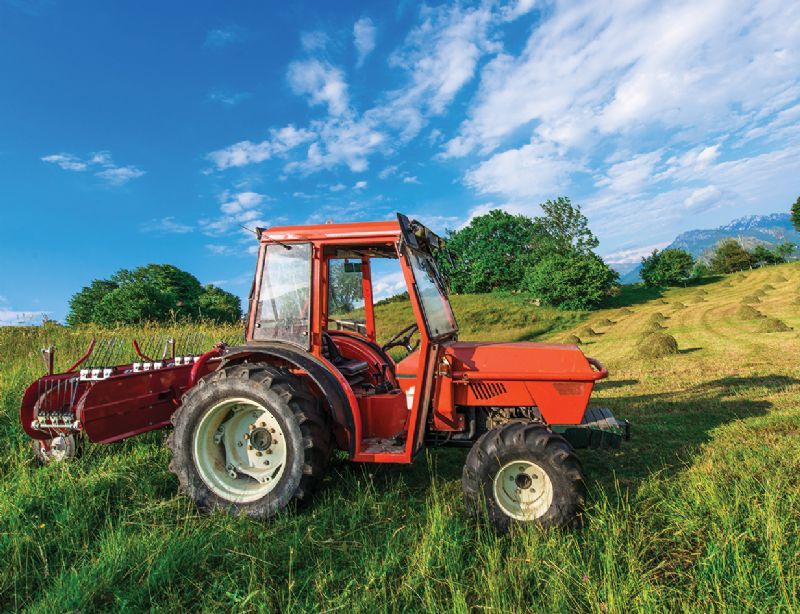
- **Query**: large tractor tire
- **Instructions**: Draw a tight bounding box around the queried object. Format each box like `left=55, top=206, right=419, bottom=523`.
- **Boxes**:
left=462, top=421, right=585, bottom=532
left=168, top=363, right=331, bottom=519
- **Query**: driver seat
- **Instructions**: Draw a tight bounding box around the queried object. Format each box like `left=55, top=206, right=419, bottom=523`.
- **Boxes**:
left=321, top=333, right=370, bottom=382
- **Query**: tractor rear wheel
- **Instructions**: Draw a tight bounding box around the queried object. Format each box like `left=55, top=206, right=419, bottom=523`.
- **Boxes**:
left=168, top=363, right=331, bottom=519
left=462, top=422, right=585, bottom=532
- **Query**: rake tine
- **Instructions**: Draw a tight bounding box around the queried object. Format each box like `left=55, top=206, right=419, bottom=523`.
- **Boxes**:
left=160, top=336, right=169, bottom=361
left=200, top=332, right=207, bottom=354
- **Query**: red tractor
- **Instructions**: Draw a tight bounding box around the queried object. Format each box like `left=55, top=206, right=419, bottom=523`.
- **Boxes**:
left=20, top=214, right=627, bottom=531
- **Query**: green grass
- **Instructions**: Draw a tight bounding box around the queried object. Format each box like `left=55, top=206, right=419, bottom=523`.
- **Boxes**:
left=2, top=264, right=800, bottom=611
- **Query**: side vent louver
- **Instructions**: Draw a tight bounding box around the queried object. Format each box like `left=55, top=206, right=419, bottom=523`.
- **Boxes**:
left=468, top=381, right=507, bottom=400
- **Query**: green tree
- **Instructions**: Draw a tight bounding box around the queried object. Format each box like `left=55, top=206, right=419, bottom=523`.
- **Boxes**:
left=66, top=279, right=118, bottom=325
left=328, top=261, right=363, bottom=314
left=437, top=210, right=539, bottom=293
left=750, top=245, right=784, bottom=266
left=774, top=241, right=796, bottom=260
left=640, top=248, right=695, bottom=287
left=691, top=261, right=711, bottom=279
left=532, top=196, right=599, bottom=257
left=66, top=264, right=241, bottom=325
left=198, top=285, right=243, bottom=323
left=791, top=196, right=800, bottom=232
left=523, top=252, right=618, bottom=310
left=709, top=239, right=754, bottom=273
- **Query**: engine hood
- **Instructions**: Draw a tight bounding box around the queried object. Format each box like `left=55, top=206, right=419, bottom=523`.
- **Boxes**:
left=441, top=341, right=598, bottom=380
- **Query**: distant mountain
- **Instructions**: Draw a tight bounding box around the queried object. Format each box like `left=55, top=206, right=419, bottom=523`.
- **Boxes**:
left=617, top=213, right=799, bottom=284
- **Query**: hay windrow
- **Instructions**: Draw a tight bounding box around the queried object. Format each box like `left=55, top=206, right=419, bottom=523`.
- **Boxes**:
left=754, top=288, right=768, bottom=297
left=618, top=308, right=634, bottom=316
left=695, top=289, right=708, bottom=295
left=736, top=305, right=764, bottom=320
left=580, top=327, right=600, bottom=337
left=773, top=274, right=788, bottom=282
left=762, top=284, right=776, bottom=291
left=595, top=318, right=615, bottom=327
left=636, top=332, right=679, bottom=358
left=757, top=318, right=792, bottom=333
left=563, top=334, right=582, bottom=345
left=741, top=295, right=761, bottom=304
left=672, top=302, right=687, bottom=309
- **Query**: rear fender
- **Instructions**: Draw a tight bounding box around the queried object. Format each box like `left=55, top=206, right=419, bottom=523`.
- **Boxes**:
left=220, top=344, right=361, bottom=457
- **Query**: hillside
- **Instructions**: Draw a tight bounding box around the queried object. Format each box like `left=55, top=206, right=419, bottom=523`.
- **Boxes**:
left=620, top=212, right=799, bottom=283
left=1, top=263, right=799, bottom=611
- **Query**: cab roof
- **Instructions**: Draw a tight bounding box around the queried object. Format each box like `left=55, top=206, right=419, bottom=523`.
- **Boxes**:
left=260, top=219, right=402, bottom=243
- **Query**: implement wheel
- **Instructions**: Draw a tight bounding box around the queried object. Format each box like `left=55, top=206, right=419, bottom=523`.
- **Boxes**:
left=462, top=422, right=585, bottom=532
left=168, top=363, right=331, bottom=518
left=32, top=434, right=78, bottom=464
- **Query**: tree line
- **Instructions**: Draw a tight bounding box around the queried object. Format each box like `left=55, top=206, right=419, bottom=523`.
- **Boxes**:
left=67, top=264, right=242, bottom=325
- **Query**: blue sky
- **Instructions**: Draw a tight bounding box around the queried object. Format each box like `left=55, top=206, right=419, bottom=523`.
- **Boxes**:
left=1, top=0, right=799, bottom=324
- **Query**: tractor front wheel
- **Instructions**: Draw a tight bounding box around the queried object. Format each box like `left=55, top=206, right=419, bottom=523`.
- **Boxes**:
left=168, top=363, right=331, bottom=519
left=462, top=422, right=585, bottom=532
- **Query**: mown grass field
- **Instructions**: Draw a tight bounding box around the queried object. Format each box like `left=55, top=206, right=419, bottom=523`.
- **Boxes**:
left=1, top=264, right=799, bottom=612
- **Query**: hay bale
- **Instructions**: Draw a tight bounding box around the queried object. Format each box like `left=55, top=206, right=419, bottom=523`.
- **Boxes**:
left=741, top=295, right=761, bottom=304
left=649, top=312, right=668, bottom=323
left=754, top=288, right=768, bottom=297
left=773, top=274, right=788, bottom=282
left=563, top=334, right=582, bottom=345
left=757, top=318, right=792, bottom=333
left=691, top=295, right=706, bottom=303
left=762, top=284, right=776, bottom=291
left=643, top=321, right=666, bottom=333
left=659, top=299, right=669, bottom=305
left=736, top=305, right=764, bottom=320
left=595, top=318, right=615, bottom=326
left=672, top=302, right=687, bottom=309
left=618, top=307, right=634, bottom=316
left=580, top=327, right=600, bottom=337
left=721, top=281, right=733, bottom=288
left=636, top=332, right=679, bottom=358
left=792, top=296, right=800, bottom=306
left=695, top=289, right=708, bottom=295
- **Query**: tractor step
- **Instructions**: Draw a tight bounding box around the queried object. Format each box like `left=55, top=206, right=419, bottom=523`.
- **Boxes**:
left=552, top=407, right=630, bottom=450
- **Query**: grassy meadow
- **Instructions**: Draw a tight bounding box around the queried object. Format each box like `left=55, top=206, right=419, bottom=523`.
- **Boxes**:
left=1, top=264, right=799, bottom=611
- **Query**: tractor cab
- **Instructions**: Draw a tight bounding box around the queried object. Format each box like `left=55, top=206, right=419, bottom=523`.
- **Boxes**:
left=246, top=214, right=456, bottom=461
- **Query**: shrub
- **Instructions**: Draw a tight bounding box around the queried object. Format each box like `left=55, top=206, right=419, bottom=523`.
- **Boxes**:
left=523, top=251, right=618, bottom=310
left=636, top=332, right=679, bottom=358
left=640, top=248, right=695, bottom=287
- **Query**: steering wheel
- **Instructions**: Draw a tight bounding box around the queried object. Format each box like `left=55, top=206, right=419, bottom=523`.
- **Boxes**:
left=382, top=323, right=419, bottom=354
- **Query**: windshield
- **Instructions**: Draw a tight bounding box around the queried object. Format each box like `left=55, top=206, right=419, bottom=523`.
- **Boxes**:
left=406, top=246, right=458, bottom=338
left=254, top=243, right=312, bottom=347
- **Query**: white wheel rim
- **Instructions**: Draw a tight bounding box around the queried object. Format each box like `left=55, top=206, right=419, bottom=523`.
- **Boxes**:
left=493, top=460, right=554, bottom=521
left=193, top=397, right=288, bottom=503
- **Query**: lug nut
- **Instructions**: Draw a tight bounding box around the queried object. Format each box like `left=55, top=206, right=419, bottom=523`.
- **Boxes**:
left=256, top=451, right=263, bottom=457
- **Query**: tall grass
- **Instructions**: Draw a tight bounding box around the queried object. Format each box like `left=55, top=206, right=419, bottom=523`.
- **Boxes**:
left=1, top=264, right=799, bottom=611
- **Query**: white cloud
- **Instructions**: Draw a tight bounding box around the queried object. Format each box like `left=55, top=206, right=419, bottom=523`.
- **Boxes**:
left=353, top=180, right=367, bottom=189
left=200, top=190, right=270, bottom=236
left=0, top=297, right=48, bottom=326
left=207, top=125, right=314, bottom=170
left=603, top=242, right=671, bottom=265
left=596, top=151, right=662, bottom=194
left=205, top=26, right=245, bottom=48
left=465, top=139, right=581, bottom=200
left=287, top=59, right=350, bottom=117
left=301, top=30, right=328, bottom=52
left=402, top=175, right=420, bottom=184
left=95, top=166, right=145, bottom=185
left=208, top=89, right=251, bottom=106
left=42, top=150, right=145, bottom=185
left=329, top=183, right=347, bottom=192
left=140, top=216, right=193, bottom=234
left=41, top=153, right=87, bottom=171
left=353, top=17, right=376, bottom=67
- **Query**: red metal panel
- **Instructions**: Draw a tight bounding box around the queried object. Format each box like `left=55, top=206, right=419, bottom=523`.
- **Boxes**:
left=358, top=394, right=408, bottom=438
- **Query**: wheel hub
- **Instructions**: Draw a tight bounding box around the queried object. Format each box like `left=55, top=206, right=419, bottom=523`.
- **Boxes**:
left=193, top=397, right=288, bottom=503
left=493, top=460, right=554, bottom=521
